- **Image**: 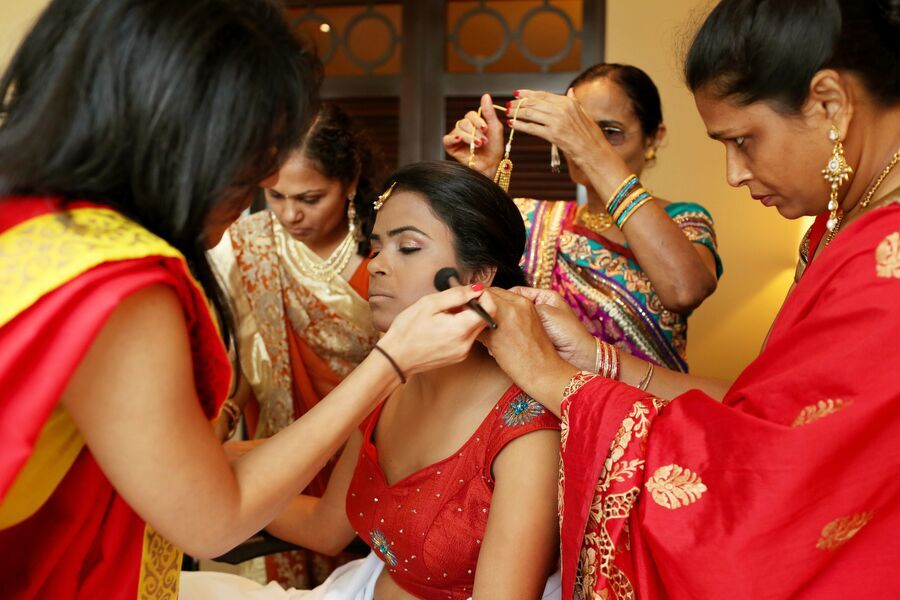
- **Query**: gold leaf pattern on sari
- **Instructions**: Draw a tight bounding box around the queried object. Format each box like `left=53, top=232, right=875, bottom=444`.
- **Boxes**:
left=816, top=511, right=875, bottom=550
left=571, top=398, right=655, bottom=600
left=875, top=231, right=900, bottom=278
left=791, top=399, right=851, bottom=427
left=563, top=372, right=599, bottom=404
left=645, top=464, right=707, bottom=510
left=652, top=396, right=673, bottom=412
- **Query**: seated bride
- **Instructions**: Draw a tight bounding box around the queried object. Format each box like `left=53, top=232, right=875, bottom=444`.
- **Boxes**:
left=181, top=161, right=562, bottom=599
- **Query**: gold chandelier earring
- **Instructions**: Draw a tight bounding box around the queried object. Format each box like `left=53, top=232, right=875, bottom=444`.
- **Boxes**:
left=494, top=99, right=525, bottom=193
left=346, top=190, right=358, bottom=239
left=821, top=125, right=853, bottom=237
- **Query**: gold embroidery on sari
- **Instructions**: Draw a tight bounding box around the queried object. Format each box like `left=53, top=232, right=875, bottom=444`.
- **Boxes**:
left=212, top=212, right=378, bottom=436
left=816, top=511, right=874, bottom=550
left=645, top=464, right=708, bottom=510
left=138, top=526, right=182, bottom=599
left=875, top=231, right=900, bottom=279
left=791, top=398, right=851, bottom=427
left=572, top=400, right=653, bottom=600
left=0, top=207, right=183, bottom=328
left=652, top=396, right=673, bottom=412
left=564, top=372, right=598, bottom=404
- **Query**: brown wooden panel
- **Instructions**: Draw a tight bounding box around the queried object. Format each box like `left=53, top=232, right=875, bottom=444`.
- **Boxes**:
left=445, top=97, right=576, bottom=201
left=328, top=96, right=400, bottom=176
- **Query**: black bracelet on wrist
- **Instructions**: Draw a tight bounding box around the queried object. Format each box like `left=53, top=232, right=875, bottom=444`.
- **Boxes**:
left=372, top=344, right=407, bottom=384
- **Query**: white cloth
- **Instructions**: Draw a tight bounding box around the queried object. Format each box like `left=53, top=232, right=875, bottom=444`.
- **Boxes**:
left=179, top=552, right=562, bottom=599
left=180, top=553, right=383, bottom=600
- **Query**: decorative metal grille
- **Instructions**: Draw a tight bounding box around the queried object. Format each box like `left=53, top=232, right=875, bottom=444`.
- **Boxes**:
left=288, top=3, right=402, bottom=76
left=447, top=0, right=581, bottom=73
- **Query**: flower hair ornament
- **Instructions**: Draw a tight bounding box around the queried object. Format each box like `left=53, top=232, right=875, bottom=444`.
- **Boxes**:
left=373, top=181, right=397, bottom=211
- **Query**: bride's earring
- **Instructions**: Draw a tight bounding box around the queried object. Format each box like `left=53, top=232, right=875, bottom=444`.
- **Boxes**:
left=821, top=125, right=853, bottom=237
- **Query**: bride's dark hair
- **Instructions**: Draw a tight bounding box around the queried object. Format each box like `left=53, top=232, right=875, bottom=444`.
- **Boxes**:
left=385, top=161, right=527, bottom=289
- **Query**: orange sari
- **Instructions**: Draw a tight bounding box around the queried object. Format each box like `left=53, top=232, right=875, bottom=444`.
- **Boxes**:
left=209, top=211, right=377, bottom=586
left=0, top=198, right=231, bottom=599
left=559, top=204, right=900, bottom=599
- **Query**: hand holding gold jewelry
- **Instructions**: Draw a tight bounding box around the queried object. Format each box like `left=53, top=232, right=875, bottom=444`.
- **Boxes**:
left=506, top=88, right=622, bottom=173
left=441, top=93, right=506, bottom=178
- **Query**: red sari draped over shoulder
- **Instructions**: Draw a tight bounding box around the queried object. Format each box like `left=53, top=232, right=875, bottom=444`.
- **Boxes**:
left=0, top=198, right=231, bottom=599
left=559, top=203, right=900, bottom=599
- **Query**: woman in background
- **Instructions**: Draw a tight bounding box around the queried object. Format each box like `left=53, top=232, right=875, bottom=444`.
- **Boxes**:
left=210, top=103, right=381, bottom=586
left=445, top=64, right=721, bottom=372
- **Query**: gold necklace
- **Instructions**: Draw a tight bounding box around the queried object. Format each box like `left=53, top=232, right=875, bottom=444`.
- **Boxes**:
left=278, top=214, right=356, bottom=281
left=860, top=149, right=900, bottom=208
left=826, top=147, right=900, bottom=245
left=577, top=205, right=613, bottom=235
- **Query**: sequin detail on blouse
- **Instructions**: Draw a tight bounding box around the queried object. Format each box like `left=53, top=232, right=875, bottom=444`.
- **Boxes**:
left=502, top=392, right=546, bottom=427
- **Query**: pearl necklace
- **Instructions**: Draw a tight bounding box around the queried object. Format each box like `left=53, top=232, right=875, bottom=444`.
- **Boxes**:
left=278, top=214, right=357, bottom=281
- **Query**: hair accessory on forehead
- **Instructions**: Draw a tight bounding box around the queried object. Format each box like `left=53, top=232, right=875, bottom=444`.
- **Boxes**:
left=373, top=181, right=397, bottom=211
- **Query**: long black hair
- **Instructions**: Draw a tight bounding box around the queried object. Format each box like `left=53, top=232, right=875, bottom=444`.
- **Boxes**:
left=570, top=63, right=664, bottom=138
left=386, top=161, right=527, bottom=289
left=0, top=0, right=322, bottom=345
left=685, top=0, right=900, bottom=111
left=298, top=103, right=382, bottom=256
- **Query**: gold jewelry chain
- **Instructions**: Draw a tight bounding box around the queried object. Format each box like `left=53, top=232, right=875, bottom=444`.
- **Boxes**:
left=292, top=230, right=356, bottom=281
left=827, top=147, right=900, bottom=244
left=860, top=149, right=900, bottom=208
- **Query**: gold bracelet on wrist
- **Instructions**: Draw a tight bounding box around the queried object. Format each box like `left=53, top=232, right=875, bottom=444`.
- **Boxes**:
left=637, top=361, right=655, bottom=391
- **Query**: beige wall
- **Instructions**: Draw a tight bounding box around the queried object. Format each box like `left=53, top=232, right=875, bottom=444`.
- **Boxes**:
left=0, top=0, right=49, bottom=70
left=607, top=0, right=810, bottom=380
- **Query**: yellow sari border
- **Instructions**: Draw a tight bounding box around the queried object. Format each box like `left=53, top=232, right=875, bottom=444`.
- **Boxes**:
left=0, top=207, right=183, bottom=328
left=138, top=525, right=182, bottom=599
left=0, top=406, right=83, bottom=529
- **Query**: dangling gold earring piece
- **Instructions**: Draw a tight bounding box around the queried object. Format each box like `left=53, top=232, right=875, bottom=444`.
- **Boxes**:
left=494, top=100, right=524, bottom=192
left=347, top=191, right=358, bottom=238
left=822, top=125, right=853, bottom=239
left=644, top=148, right=657, bottom=161
left=467, top=109, right=482, bottom=169
left=550, top=144, right=561, bottom=174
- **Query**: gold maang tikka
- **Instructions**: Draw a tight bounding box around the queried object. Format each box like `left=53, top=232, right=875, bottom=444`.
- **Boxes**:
left=494, top=99, right=525, bottom=193
left=822, top=125, right=853, bottom=237
left=373, top=181, right=397, bottom=211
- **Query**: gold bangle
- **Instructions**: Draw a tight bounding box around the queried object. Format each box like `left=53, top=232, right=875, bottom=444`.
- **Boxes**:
left=611, top=186, right=648, bottom=224
left=618, top=195, right=653, bottom=229
left=594, top=340, right=620, bottom=380
left=605, top=174, right=639, bottom=213
left=637, top=362, right=655, bottom=391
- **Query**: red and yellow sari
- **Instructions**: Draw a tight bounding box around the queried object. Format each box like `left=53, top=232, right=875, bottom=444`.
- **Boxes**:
left=209, top=211, right=378, bottom=586
left=559, top=203, right=900, bottom=598
left=0, top=198, right=232, bottom=599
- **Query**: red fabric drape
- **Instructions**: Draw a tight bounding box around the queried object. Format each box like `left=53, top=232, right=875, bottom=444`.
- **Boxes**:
left=560, top=204, right=900, bottom=598
left=0, top=198, right=231, bottom=598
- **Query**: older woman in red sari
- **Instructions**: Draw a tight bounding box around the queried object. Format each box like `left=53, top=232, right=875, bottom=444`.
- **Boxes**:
left=482, top=0, right=900, bottom=597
